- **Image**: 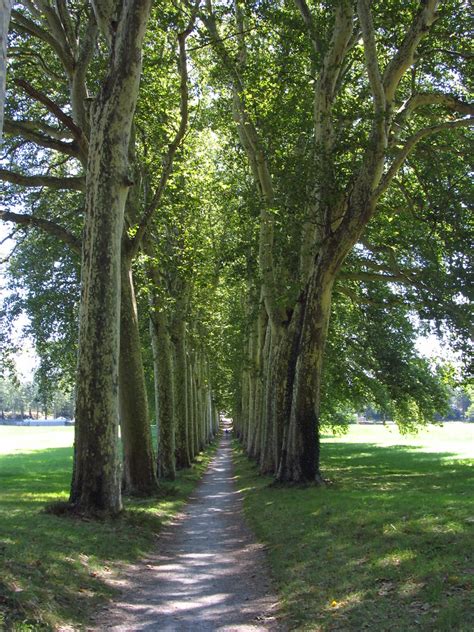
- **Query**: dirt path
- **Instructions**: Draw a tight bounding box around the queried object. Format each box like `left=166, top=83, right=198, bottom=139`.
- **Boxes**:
left=92, top=434, right=281, bottom=631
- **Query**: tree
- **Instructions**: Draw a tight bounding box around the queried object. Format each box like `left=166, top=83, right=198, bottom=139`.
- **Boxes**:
left=200, top=0, right=473, bottom=481
left=1, top=0, right=215, bottom=508
left=0, top=0, right=12, bottom=142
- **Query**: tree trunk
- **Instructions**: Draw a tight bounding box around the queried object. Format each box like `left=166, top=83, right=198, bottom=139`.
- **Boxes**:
left=171, top=310, right=191, bottom=469
left=276, top=264, right=334, bottom=484
left=149, top=293, right=176, bottom=481
left=248, top=306, right=267, bottom=460
left=187, top=354, right=198, bottom=459
left=70, top=0, right=151, bottom=516
left=245, top=317, right=258, bottom=456
left=119, top=258, right=158, bottom=495
left=259, top=321, right=274, bottom=473
left=192, top=359, right=201, bottom=452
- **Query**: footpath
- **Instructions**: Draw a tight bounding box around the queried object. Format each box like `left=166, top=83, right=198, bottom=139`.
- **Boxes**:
left=91, top=433, right=281, bottom=631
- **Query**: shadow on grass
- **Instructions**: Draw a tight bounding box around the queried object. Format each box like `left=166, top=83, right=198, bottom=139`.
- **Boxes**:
left=0, top=445, right=210, bottom=631
left=234, top=441, right=474, bottom=632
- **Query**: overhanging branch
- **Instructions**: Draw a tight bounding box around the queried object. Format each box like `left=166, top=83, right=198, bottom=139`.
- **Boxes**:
left=11, top=9, right=74, bottom=73
left=376, top=117, right=474, bottom=200
left=383, top=0, right=439, bottom=104
left=0, top=169, right=85, bottom=191
left=357, top=0, right=385, bottom=113
left=15, top=78, right=89, bottom=161
left=395, top=93, right=474, bottom=129
left=0, top=210, right=81, bottom=253
left=4, top=118, right=80, bottom=158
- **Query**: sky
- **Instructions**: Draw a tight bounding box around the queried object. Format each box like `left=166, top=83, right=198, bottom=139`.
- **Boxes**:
left=0, top=221, right=39, bottom=380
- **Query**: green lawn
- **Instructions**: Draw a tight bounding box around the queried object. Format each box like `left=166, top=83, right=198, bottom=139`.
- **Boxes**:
left=0, top=426, right=216, bottom=631
left=234, top=423, right=474, bottom=631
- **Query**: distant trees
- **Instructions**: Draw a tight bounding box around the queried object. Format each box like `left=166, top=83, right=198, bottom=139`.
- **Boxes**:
left=0, top=376, right=74, bottom=420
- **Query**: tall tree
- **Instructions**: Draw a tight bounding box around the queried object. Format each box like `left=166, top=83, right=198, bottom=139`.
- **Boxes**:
left=0, top=0, right=12, bottom=141
left=1, top=1, right=200, bottom=504
left=201, top=0, right=473, bottom=482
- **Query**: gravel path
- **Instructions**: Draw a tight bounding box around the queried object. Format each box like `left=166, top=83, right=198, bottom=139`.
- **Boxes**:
left=92, top=433, right=281, bottom=631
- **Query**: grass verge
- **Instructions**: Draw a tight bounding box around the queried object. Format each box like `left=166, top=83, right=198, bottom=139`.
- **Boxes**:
left=0, top=427, right=217, bottom=631
left=233, top=424, right=474, bottom=631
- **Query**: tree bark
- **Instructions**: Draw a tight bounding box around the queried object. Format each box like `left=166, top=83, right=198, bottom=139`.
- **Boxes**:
left=259, top=321, right=275, bottom=474
left=277, top=259, right=335, bottom=483
left=119, top=257, right=158, bottom=495
left=171, top=307, right=191, bottom=469
left=187, top=353, right=198, bottom=459
left=149, top=288, right=176, bottom=481
left=70, top=0, right=151, bottom=516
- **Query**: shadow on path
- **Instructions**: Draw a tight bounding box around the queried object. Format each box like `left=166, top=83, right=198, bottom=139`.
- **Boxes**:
left=91, top=434, right=281, bottom=631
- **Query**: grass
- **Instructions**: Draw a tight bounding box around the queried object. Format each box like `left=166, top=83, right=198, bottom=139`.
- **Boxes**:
left=0, top=426, right=217, bottom=631
left=234, top=423, right=474, bottom=631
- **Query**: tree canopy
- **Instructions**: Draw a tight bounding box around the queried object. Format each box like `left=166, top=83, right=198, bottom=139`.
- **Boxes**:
left=0, top=0, right=472, bottom=513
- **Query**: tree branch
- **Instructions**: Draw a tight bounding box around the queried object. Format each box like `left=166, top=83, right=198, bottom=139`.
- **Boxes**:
left=34, top=0, right=74, bottom=62
left=15, top=78, right=89, bottom=161
left=130, top=2, right=200, bottom=255
left=0, top=169, right=85, bottom=191
left=10, top=9, right=74, bottom=73
left=394, top=92, right=474, bottom=129
left=90, top=0, right=119, bottom=46
left=3, top=119, right=80, bottom=158
left=340, top=270, right=424, bottom=288
left=357, top=0, right=385, bottom=113
left=294, top=0, right=321, bottom=58
left=336, top=284, right=405, bottom=307
left=0, top=210, right=81, bottom=253
left=71, top=11, right=97, bottom=134
left=1, top=117, right=73, bottom=141
left=7, top=46, right=64, bottom=82
left=55, top=0, right=78, bottom=57
left=376, top=117, right=474, bottom=199
left=383, top=0, right=439, bottom=104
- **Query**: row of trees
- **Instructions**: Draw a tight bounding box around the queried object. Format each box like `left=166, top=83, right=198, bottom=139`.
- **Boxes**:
left=0, top=1, right=472, bottom=515
left=364, top=384, right=474, bottom=423
left=0, top=376, right=74, bottom=419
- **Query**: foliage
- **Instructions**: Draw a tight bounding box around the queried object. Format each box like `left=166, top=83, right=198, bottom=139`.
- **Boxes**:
left=0, top=0, right=472, bottom=470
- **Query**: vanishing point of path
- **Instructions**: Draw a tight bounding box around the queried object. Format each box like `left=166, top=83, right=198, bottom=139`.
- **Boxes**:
left=92, top=433, right=281, bottom=631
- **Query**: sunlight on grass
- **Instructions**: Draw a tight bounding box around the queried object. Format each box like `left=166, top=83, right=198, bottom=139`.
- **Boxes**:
left=0, top=426, right=217, bottom=631
left=322, top=422, right=474, bottom=459
left=0, top=426, right=75, bottom=454
left=235, top=423, right=474, bottom=631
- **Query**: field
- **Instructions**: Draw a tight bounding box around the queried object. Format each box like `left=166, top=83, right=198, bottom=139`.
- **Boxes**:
left=234, top=423, right=474, bottom=631
left=1, top=424, right=473, bottom=631
left=0, top=426, right=216, bottom=631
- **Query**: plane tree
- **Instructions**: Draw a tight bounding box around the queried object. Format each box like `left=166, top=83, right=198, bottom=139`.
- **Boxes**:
left=199, top=0, right=473, bottom=482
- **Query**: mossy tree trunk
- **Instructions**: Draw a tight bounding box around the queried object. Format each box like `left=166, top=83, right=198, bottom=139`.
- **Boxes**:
left=119, top=256, right=158, bottom=495
left=148, top=272, right=176, bottom=481
left=70, top=0, right=151, bottom=516
left=171, top=306, right=191, bottom=469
